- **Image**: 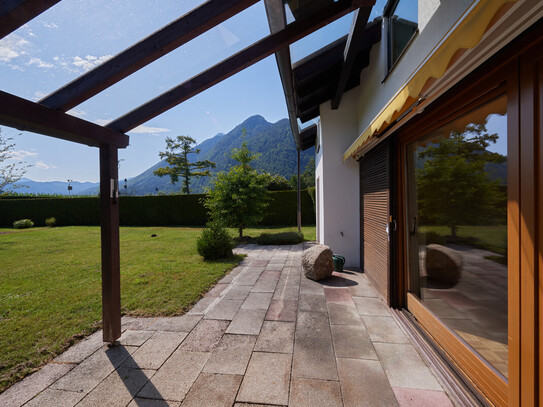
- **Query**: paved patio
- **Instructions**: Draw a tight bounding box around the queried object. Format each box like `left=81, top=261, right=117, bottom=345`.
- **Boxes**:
left=1, top=244, right=455, bottom=407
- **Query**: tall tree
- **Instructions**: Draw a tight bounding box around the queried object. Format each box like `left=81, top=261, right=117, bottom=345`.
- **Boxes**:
left=154, top=135, right=215, bottom=194
left=205, top=130, right=269, bottom=237
left=417, top=122, right=506, bottom=237
left=0, top=128, right=29, bottom=193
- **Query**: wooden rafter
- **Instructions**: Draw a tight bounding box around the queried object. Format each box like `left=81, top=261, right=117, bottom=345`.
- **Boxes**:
left=331, top=6, right=373, bottom=109
left=107, top=0, right=363, bottom=133
left=0, top=90, right=129, bottom=148
left=264, top=0, right=301, bottom=149
left=0, top=0, right=60, bottom=40
left=39, top=0, right=259, bottom=112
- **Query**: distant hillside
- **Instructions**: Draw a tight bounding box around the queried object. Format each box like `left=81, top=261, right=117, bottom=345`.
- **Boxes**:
left=93, top=115, right=314, bottom=196
left=11, top=178, right=99, bottom=195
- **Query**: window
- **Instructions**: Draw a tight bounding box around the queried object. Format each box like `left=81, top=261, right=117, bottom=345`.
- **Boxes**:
left=384, top=0, right=418, bottom=73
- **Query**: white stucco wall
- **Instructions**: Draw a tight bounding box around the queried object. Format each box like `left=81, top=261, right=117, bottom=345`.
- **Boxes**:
left=315, top=0, right=474, bottom=268
left=355, top=0, right=472, bottom=136
left=315, top=90, right=360, bottom=268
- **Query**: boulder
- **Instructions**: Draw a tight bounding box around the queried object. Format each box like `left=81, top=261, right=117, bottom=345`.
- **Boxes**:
left=302, top=244, right=334, bottom=281
left=425, top=244, right=463, bottom=286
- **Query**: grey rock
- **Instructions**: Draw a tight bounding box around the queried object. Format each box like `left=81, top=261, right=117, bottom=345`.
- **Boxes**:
left=302, top=244, right=334, bottom=281
left=425, top=244, right=463, bottom=286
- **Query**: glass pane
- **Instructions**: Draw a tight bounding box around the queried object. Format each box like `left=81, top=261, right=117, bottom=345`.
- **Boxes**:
left=406, top=95, right=508, bottom=377
left=390, top=0, right=418, bottom=67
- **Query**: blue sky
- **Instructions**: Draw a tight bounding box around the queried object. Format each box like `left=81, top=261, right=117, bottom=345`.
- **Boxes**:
left=1, top=0, right=387, bottom=182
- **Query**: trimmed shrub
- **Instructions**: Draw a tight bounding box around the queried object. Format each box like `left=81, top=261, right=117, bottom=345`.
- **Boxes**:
left=45, top=217, right=57, bottom=227
left=13, top=219, right=34, bottom=229
left=256, top=232, right=304, bottom=245
left=196, top=221, right=235, bottom=260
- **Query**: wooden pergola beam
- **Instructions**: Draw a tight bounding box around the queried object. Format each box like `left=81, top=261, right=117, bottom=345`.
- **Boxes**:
left=107, top=0, right=363, bottom=133
left=331, top=6, right=373, bottom=110
left=0, top=0, right=60, bottom=40
left=39, top=0, right=259, bottom=112
left=0, top=90, right=129, bottom=148
left=264, top=0, right=301, bottom=149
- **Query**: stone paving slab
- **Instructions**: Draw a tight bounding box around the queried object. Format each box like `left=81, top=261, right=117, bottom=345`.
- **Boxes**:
left=327, top=302, right=361, bottom=325
left=146, top=314, right=202, bottom=332
left=137, top=350, right=210, bottom=401
left=265, top=299, right=298, bottom=322
left=361, top=315, right=411, bottom=344
left=203, top=334, right=256, bottom=375
left=226, top=309, right=267, bottom=335
left=23, top=388, right=85, bottom=407
left=289, top=377, right=343, bottom=407
left=123, top=331, right=186, bottom=370
left=331, top=325, right=378, bottom=360
left=374, top=343, right=443, bottom=391
left=0, top=363, right=75, bottom=407
left=237, top=352, right=292, bottom=405
left=299, top=293, right=327, bottom=313
left=8, top=244, right=456, bottom=407
left=118, top=329, right=155, bottom=346
left=337, top=357, right=399, bottom=407
left=204, top=299, right=244, bottom=320
left=127, top=398, right=180, bottom=407
left=241, top=292, right=273, bottom=310
left=51, top=345, right=137, bottom=393
left=254, top=321, right=295, bottom=354
left=292, top=336, right=338, bottom=381
left=76, top=367, right=155, bottom=407
left=182, top=373, right=242, bottom=407
left=179, top=319, right=229, bottom=352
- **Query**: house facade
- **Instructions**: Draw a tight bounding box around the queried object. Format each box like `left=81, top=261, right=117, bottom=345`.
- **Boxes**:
left=313, top=0, right=543, bottom=405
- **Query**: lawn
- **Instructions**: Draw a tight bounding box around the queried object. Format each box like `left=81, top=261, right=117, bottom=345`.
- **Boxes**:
left=420, top=225, right=507, bottom=255
left=0, top=225, right=315, bottom=392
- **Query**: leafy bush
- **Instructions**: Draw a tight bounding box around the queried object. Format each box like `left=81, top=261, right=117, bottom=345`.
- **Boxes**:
left=45, top=217, right=56, bottom=227
left=196, top=221, right=235, bottom=260
left=256, top=232, right=304, bottom=245
left=13, top=219, right=33, bottom=229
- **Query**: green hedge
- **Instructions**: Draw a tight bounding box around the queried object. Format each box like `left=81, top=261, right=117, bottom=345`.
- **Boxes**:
left=0, top=189, right=315, bottom=227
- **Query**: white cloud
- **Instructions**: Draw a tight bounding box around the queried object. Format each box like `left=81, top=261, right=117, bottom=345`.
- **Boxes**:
left=67, top=109, right=86, bottom=118
left=130, top=125, right=170, bottom=135
left=42, top=22, right=59, bottom=29
left=35, top=160, right=57, bottom=170
left=9, top=150, right=38, bottom=160
left=0, top=35, right=29, bottom=63
left=95, top=119, right=111, bottom=126
left=32, top=90, right=47, bottom=101
left=72, top=54, right=112, bottom=72
left=27, top=57, right=53, bottom=69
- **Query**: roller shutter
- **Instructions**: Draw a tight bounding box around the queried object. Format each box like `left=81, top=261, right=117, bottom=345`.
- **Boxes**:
left=360, top=141, right=390, bottom=304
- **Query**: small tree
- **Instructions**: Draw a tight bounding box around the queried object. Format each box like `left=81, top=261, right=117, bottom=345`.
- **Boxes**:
left=417, top=122, right=506, bottom=237
left=154, top=135, right=215, bottom=194
left=0, top=128, right=29, bottom=193
left=205, top=130, right=269, bottom=237
left=263, top=173, right=291, bottom=191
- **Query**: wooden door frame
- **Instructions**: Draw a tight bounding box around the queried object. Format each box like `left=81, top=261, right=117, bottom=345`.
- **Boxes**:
left=386, top=20, right=543, bottom=407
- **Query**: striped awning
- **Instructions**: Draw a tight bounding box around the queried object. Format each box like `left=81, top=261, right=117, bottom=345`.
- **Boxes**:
left=343, top=0, right=519, bottom=161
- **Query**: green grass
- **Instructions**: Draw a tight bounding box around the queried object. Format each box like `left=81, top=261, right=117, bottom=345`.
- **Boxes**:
left=0, top=225, right=315, bottom=392
left=419, top=225, right=507, bottom=255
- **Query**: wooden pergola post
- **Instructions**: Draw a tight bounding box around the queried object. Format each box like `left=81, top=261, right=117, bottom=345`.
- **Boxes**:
left=99, top=144, right=121, bottom=343
left=297, top=148, right=302, bottom=233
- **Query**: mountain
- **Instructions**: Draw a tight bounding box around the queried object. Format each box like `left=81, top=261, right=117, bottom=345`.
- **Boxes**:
left=11, top=178, right=99, bottom=195
left=93, top=115, right=314, bottom=196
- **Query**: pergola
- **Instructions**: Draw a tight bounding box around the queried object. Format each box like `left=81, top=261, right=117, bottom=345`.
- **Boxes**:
left=0, top=0, right=376, bottom=343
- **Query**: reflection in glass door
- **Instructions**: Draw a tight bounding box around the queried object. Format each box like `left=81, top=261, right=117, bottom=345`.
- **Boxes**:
left=406, top=95, right=508, bottom=377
